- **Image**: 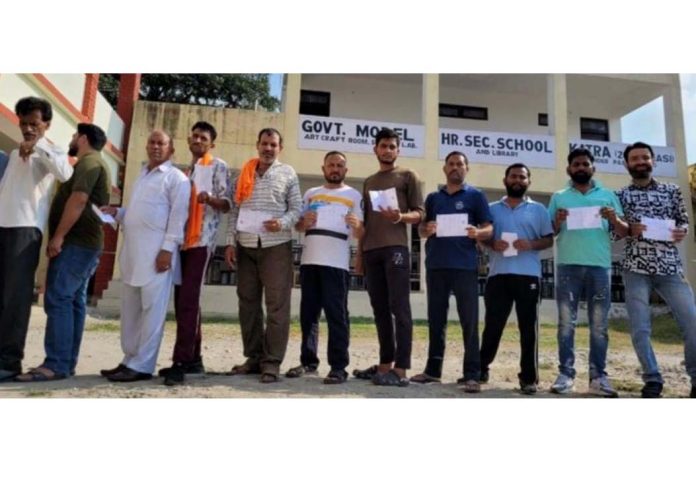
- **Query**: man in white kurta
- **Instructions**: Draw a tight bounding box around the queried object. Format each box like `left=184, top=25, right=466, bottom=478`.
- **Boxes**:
left=101, top=130, right=190, bottom=381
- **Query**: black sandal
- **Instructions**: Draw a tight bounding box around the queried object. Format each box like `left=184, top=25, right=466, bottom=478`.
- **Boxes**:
left=323, top=370, right=348, bottom=384
left=352, top=365, right=378, bottom=380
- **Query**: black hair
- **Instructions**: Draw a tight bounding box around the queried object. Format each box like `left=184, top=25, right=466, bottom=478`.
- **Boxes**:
left=567, top=148, right=594, bottom=165
left=623, top=141, right=654, bottom=162
left=77, top=123, right=107, bottom=151
left=374, top=128, right=400, bottom=146
left=15, top=96, right=52, bottom=121
left=257, top=127, right=283, bottom=145
left=505, top=163, right=530, bottom=178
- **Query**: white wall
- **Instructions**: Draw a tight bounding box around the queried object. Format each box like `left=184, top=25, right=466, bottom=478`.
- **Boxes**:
left=44, top=74, right=85, bottom=112
left=301, top=74, right=423, bottom=124
left=94, top=92, right=125, bottom=151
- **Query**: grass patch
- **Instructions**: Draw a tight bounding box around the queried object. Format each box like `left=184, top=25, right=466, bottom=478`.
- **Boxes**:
left=86, top=322, right=121, bottom=332
left=25, top=390, right=52, bottom=398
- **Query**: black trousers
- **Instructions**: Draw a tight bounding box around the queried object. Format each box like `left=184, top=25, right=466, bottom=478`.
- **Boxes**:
left=364, top=246, right=413, bottom=369
left=0, top=227, right=42, bottom=373
left=299, top=264, right=350, bottom=372
left=481, top=274, right=540, bottom=385
left=425, top=268, right=480, bottom=380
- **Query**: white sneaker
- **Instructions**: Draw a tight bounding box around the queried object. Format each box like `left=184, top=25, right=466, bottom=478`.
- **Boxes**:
left=550, top=374, right=574, bottom=394
left=589, top=376, right=619, bottom=398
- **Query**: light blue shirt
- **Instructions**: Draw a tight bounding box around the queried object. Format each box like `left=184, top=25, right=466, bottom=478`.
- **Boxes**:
left=547, top=179, right=624, bottom=268
left=488, top=197, right=554, bottom=277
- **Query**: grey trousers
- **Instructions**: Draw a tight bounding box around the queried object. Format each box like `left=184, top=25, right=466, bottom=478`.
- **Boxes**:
left=236, top=241, right=293, bottom=375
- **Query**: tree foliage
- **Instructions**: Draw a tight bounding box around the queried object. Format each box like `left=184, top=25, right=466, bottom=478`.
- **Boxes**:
left=98, top=74, right=280, bottom=111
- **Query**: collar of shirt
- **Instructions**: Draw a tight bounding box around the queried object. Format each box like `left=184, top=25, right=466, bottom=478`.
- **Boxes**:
left=141, top=160, right=174, bottom=175
left=565, top=178, right=603, bottom=193
left=256, top=159, right=280, bottom=177
left=499, top=195, right=533, bottom=209
left=628, top=177, right=659, bottom=190
left=438, top=184, right=466, bottom=196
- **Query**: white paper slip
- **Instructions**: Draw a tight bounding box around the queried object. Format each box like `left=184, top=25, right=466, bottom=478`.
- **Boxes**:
left=501, top=232, right=518, bottom=257
left=192, top=164, right=214, bottom=195
left=566, top=206, right=602, bottom=230
left=641, top=217, right=675, bottom=241
left=436, top=213, right=468, bottom=237
left=237, top=208, right=272, bottom=234
left=91, top=204, right=117, bottom=229
left=316, top=204, right=350, bottom=234
left=369, top=187, right=399, bottom=212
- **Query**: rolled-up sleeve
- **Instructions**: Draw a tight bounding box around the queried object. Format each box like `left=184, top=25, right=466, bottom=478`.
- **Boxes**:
left=34, top=137, right=73, bottom=182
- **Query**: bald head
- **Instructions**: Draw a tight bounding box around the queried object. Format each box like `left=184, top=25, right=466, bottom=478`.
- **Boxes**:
left=146, top=129, right=174, bottom=168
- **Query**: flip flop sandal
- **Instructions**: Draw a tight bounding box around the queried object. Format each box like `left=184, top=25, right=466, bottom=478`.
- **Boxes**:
left=260, top=373, right=279, bottom=384
left=372, top=370, right=409, bottom=387
left=226, top=363, right=261, bottom=376
left=409, top=373, right=441, bottom=384
left=323, top=370, right=348, bottom=384
left=14, top=367, right=66, bottom=382
left=285, top=365, right=317, bottom=378
left=352, top=365, right=378, bottom=380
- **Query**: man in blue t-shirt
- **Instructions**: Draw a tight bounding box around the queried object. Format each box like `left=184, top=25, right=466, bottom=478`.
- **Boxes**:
left=409, top=151, right=492, bottom=393
left=480, top=163, right=553, bottom=395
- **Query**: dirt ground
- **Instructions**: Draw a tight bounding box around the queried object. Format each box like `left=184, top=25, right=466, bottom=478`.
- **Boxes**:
left=0, top=306, right=692, bottom=398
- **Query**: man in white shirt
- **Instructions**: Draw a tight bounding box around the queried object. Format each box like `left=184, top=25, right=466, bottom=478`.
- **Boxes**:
left=285, top=151, right=364, bottom=384
left=100, top=130, right=191, bottom=382
left=0, top=97, right=73, bottom=382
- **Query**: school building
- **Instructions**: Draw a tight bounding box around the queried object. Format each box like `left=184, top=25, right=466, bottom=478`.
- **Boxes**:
left=96, top=74, right=695, bottom=321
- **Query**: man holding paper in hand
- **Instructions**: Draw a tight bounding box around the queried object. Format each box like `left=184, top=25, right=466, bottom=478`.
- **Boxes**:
left=616, top=141, right=696, bottom=398
left=479, top=163, right=553, bottom=395
left=285, top=151, right=363, bottom=384
left=410, top=151, right=492, bottom=392
left=159, top=121, right=230, bottom=386
left=548, top=148, right=628, bottom=396
left=223, top=128, right=301, bottom=383
left=352, top=128, right=423, bottom=387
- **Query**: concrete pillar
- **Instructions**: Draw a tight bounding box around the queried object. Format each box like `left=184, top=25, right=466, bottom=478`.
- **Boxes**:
left=420, top=74, right=440, bottom=292
left=281, top=74, right=302, bottom=162
left=548, top=74, right=569, bottom=179
left=663, top=77, right=696, bottom=286
left=116, top=74, right=142, bottom=157
left=81, top=74, right=100, bottom=121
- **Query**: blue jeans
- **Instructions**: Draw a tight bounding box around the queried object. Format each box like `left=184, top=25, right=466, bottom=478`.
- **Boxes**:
left=42, top=244, right=101, bottom=376
left=556, top=264, right=611, bottom=380
left=623, top=271, right=696, bottom=386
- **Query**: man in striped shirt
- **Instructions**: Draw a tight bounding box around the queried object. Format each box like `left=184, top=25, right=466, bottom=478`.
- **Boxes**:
left=224, top=128, right=302, bottom=383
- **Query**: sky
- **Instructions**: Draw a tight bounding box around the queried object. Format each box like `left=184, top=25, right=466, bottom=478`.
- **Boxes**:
left=270, top=73, right=696, bottom=166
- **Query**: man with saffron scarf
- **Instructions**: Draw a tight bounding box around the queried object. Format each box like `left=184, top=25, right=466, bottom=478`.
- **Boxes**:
left=224, top=128, right=302, bottom=383
left=159, top=122, right=231, bottom=386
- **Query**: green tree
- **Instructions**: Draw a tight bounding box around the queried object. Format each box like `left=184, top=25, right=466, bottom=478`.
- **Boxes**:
left=98, top=74, right=279, bottom=111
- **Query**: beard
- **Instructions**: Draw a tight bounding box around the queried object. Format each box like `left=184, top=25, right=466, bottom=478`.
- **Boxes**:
left=68, top=143, right=78, bottom=157
left=629, top=165, right=652, bottom=180
left=505, top=184, right=527, bottom=198
left=570, top=171, right=592, bottom=184
left=324, top=173, right=344, bottom=184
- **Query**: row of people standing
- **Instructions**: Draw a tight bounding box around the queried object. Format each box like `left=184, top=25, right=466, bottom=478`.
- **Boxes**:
left=1, top=95, right=694, bottom=398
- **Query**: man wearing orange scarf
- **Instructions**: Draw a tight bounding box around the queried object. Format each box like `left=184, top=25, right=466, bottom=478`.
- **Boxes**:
left=224, top=128, right=301, bottom=383
left=160, top=122, right=231, bottom=386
